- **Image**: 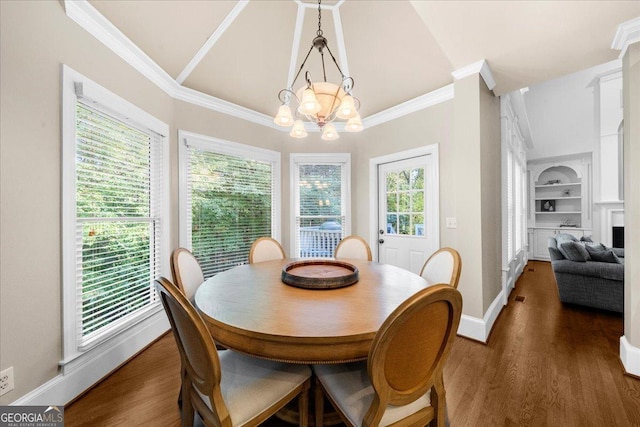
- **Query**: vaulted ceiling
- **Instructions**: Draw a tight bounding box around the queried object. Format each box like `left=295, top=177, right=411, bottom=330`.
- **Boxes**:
left=81, top=0, right=638, bottom=124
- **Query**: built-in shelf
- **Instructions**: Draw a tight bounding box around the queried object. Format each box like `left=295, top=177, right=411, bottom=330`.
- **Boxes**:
left=535, top=211, right=582, bottom=214
left=534, top=182, right=581, bottom=188
left=535, top=196, right=581, bottom=200
left=528, top=155, right=592, bottom=260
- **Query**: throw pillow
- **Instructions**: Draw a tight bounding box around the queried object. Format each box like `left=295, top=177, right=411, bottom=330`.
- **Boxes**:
left=585, top=245, right=622, bottom=263
left=585, top=242, right=606, bottom=251
left=557, top=240, right=590, bottom=262
left=580, top=235, right=594, bottom=243
left=557, top=233, right=579, bottom=242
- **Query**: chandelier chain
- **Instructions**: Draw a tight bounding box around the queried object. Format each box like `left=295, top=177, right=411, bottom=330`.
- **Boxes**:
left=274, top=0, right=363, bottom=137
left=317, top=0, right=323, bottom=37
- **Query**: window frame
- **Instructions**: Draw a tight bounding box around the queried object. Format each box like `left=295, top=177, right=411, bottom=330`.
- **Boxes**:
left=177, top=130, right=281, bottom=262
left=61, top=65, right=170, bottom=366
left=290, top=153, right=351, bottom=258
left=504, top=117, right=527, bottom=264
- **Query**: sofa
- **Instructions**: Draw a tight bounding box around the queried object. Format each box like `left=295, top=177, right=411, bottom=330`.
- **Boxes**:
left=547, top=233, right=624, bottom=313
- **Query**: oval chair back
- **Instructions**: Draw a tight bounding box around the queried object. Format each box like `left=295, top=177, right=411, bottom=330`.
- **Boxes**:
left=334, top=236, right=372, bottom=261
left=419, top=247, right=462, bottom=289
left=155, top=277, right=312, bottom=426
left=170, top=247, right=205, bottom=302
left=312, top=284, right=462, bottom=426
left=249, top=237, right=286, bottom=264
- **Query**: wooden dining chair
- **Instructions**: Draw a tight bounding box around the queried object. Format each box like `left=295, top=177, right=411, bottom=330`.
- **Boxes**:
left=333, top=235, right=372, bottom=261
left=312, top=284, right=462, bottom=427
left=155, top=277, right=311, bottom=427
left=249, top=237, right=286, bottom=264
left=419, top=247, right=462, bottom=289
left=170, top=247, right=205, bottom=302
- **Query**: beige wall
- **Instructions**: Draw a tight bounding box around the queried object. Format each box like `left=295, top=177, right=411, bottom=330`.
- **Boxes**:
left=350, top=102, right=454, bottom=243
left=453, top=75, right=483, bottom=318
left=479, top=78, right=503, bottom=314
left=451, top=74, right=502, bottom=318
left=623, top=42, right=640, bottom=347
left=0, top=1, right=175, bottom=403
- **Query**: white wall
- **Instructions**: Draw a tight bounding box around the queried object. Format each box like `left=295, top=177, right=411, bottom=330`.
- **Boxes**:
left=524, top=60, right=620, bottom=160
left=521, top=60, right=623, bottom=243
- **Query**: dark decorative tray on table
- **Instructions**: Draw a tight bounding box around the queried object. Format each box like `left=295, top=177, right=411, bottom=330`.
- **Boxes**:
left=281, top=260, right=359, bottom=289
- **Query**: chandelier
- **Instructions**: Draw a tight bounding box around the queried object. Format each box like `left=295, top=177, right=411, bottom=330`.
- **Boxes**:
left=273, top=0, right=363, bottom=141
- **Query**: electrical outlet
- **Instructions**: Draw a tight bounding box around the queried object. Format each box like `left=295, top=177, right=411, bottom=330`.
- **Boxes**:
left=0, top=367, right=14, bottom=396
left=446, top=217, right=457, bottom=229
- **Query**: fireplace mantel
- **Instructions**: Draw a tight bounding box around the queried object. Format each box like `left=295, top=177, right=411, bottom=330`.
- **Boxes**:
left=595, top=201, right=624, bottom=247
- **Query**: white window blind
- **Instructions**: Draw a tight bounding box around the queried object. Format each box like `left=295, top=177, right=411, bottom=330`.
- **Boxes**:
left=184, top=141, right=277, bottom=277
left=291, top=154, right=351, bottom=258
left=74, top=101, right=163, bottom=349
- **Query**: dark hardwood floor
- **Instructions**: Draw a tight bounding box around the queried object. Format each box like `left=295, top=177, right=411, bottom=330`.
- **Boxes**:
left=64, top=261, right=640, bottom=426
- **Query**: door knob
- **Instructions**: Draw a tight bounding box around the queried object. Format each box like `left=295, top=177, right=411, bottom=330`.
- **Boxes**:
left=379, top=239, right=384, bottom=244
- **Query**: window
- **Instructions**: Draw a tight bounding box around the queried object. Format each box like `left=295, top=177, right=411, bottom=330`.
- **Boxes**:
left=507, top=150, right=514, bottom=259
left=291, top=154, right=351, bottom=258
left=179, top=131, right=281, bottom=276
left=385, top=167, right=425, bottom=236
left=505, top=125, right=527, bottom=263
left=62, top=66, right=169, bottom=360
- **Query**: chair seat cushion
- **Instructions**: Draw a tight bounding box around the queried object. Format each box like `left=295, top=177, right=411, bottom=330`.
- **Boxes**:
left=313, top=362, right=431, bottom=426
left=197, top=351, right=311, bottom=425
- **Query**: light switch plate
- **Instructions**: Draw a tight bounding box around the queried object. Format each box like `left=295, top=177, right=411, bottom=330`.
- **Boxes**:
left=446, top=217, right=457, bottom=229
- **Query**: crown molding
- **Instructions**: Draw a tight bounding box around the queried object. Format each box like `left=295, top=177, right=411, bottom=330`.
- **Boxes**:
left=363, top=84, right=454, bottom=129
left=176, top=86, right=279, bottom=130
left=64, top=0, right=180, bottom=97
left=65, top=0, right=455, bottom=134
left=176, top=0, right=249, bottom=84
left=451, top=59, right=496, bottom=91
left=65, top=0, right=278, bottom=129
left=611, top=16, right=640, bottom=59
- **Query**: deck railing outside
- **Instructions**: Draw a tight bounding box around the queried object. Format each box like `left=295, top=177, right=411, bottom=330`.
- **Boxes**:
left=299, top=228, right=342, bottom=258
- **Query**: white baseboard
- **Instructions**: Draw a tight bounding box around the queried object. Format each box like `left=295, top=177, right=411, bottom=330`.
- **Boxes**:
left=620, top=335, right=640, bottom=377
left=458, top=289, right=505, bottom=343
left=12, top=311, right=169, bottom=406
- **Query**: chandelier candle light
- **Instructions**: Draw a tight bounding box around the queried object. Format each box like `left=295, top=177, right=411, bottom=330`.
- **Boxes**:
left=274, top=0, right=363, bottom=141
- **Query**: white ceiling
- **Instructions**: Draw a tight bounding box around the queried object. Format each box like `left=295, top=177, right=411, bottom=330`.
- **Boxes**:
left=83, top=0, right=639, bottom=122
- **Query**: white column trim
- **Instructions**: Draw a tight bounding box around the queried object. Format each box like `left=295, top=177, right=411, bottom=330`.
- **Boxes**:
left=620, top=336, right=640, bottom=377
left=452, top=59, right=496, bottom=91
left=611, top=16, right=640, bottom=58
left=457, top=288, right=504, bottom=343
left=363, top=84, right=454, bottom=129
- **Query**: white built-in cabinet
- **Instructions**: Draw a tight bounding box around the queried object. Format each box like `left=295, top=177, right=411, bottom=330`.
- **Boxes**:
left=527, top=153, right=592, bottom=260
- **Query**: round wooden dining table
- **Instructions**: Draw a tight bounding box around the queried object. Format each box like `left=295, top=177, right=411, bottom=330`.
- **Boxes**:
left=195, top=258, right=430, bottom=364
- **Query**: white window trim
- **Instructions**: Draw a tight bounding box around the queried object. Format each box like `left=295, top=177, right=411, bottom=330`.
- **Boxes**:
left=289, top=153, right=352, bottom=258
left=61, top=65, right=170, bottom=369
left=177, top=130, right=282, bottom=249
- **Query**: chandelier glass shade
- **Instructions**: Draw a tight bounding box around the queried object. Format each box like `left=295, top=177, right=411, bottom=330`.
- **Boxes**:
left=274, top=0, right=362, bottom=140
